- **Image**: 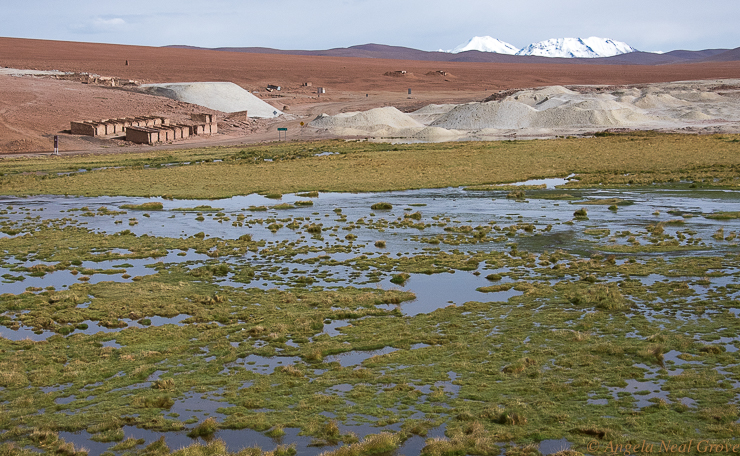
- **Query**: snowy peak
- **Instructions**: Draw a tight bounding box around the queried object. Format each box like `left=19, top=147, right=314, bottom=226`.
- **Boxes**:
left=445, top=36, right=519, bottom=55
left=444, top=36, right=637, bottom=58
left=516, top=37, right=637, bottom=58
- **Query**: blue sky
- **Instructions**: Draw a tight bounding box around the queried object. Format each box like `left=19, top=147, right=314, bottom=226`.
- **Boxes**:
left=2, top=0, right=738, bottom=52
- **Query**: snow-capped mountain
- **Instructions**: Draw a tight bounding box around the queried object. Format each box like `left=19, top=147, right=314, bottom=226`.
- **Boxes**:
left=516, top=37, right=637, bottom=58
left=444, top=36, right=519, bottom=55
left=443, top=36, right=637, bottom=58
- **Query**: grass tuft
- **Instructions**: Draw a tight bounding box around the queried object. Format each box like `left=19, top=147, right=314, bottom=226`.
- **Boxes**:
left=120, top=202, right=163, bottom=211
left=187, top=417, right=219, bottom=438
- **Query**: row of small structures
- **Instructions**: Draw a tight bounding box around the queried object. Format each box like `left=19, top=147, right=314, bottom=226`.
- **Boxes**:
left=70, top=113, right=218, bottom=145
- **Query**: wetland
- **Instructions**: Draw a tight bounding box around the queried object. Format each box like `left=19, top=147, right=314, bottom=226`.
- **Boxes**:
left=0, top=133, right=739, bottom=456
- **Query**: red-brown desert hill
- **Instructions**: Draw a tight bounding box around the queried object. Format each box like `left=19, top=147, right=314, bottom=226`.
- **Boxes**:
left=3, top=37, right=740, bottom=93
left=2, top=37, right=740, bottom=155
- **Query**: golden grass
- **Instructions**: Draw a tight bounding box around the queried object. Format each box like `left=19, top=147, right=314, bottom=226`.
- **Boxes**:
left=1, top=134, right=739, bottom=198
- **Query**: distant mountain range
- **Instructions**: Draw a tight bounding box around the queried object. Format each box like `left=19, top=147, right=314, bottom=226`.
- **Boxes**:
left=167, top=41, right=740, bottom=65
left=444, top=36, right=637, bottom=58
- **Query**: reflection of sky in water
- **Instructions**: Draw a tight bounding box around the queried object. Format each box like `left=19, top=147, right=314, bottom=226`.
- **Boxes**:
left=324, top=346, right=398, bottom=367
left=0, top=250, right=209, bottom=294
left=608, top=379, right=670, bottom=409
left=59, top=425, right=326, bottom=456
left=228, top=354, right=303, bottom=375
left=0, top=314, right=191, bottom=341
left=1, top=188, right=738, bottom=255
left=2, top=188, right=740, bottom=454
left=381, top=270, right=523, bottom=316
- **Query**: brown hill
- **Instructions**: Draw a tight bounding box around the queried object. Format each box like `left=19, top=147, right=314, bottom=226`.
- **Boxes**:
left=2, top=36, right=740, bottom=154
left=168, top=43, right=737, bottom=65
left=4, top=37, right=740, bottom=93
left=700, top=47, right=740, bottom=62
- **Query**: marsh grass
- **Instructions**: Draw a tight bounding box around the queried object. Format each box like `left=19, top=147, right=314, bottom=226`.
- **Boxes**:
left=705, top=211, right=740, bottom=219
left=318, top=432, right=400, bottom=456
left=187, top=417, right=219, bottom=438
left=567, top=283, right=629, bottom=311
left=390, top=273, right=410, bottom=285
left=573, top=208, right=588, bottom=218
left=120, top=202, right=164, bottom=211
left=110, top=437, right=145, bottom=451
left=4, top=134, right=740, bottom=199
left=2, top=149, right=740, bottom=455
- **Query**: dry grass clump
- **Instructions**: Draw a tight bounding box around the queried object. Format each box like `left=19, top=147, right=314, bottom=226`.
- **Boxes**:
left=187, top=417, right=219, bottom=438
left=477, top=284, right=513, bottom=293
left=265, top=425, right=286, bottom=438
left=279, top=365, right=304, bottom=377
left=506, top=444, right=543, bottom=456
left=371, top=202, right=393, bottom=210
left=110, top=437, right=146, bottom=451
left=705, top=211, right=740, bottom=219
left=507, top=190, right=526, bottom=200
left=568, top=283, right=629, bottom=311
left=699, top=405, right=738, bottom=424
left=390, top=273, right=410, bottom=285
left=132, top=395, right=174, bottom=409
left=318, top=432, right=400, bottom=456
left=573, top=208, right=588, bottom=218
left=0, top=366, right=27, bottom=387
left=168, top=439, right=237, bottom=456
left=421, top=421, right=498, bottom=456
left=502, top=357, right=536, bottom=375
left=121, top=202, right=163, bottom=210
left=152, top=378, right=175, bottom=390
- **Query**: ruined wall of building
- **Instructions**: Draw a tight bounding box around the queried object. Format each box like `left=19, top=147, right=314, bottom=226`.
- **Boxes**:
left=70, top=116, right=168, bottom=137
left=72, top=113, right=215, bottom=145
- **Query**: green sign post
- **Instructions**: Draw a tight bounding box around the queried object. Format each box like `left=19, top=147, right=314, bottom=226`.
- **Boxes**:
left=277, top=127, right=287, bottom=141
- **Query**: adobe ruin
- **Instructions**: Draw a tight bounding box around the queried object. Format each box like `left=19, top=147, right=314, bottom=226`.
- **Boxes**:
left=71, top=113, right=217, bottom=145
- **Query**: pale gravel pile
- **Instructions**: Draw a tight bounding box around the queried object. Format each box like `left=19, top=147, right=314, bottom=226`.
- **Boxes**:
left=138, top=82, right=282, bottom=118
left=309, top=79, right=740, bottom=140
left=311, top=107, right=423, bottom=130
left=430, top=101, right=537, bottom=130
left=407, top=104, right=459, bottom=124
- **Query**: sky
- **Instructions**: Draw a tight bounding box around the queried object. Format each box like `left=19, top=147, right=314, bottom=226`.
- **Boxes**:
left=2, top=0, right=738, bottom=53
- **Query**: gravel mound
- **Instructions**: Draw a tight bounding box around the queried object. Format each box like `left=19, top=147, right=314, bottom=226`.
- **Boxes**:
left=311, top=107, right=423, bottom=130
left=308, top=79, right=740, bottom=140
left=138, top=82, right=281, bottom=118
left=431, top=101, right=537, bottom=130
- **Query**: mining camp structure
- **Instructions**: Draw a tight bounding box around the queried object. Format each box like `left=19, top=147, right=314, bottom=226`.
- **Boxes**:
left=70, top=113, right=218, bottom=145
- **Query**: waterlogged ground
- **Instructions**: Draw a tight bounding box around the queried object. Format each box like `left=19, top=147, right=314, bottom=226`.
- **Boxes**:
left=1, top=184, right=739, bottom=456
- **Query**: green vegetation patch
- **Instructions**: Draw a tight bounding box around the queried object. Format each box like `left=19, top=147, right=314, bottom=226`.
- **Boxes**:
left=120, top=202, right=164, bottom=211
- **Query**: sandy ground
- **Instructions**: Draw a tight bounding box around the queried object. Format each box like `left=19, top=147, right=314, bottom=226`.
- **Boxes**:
left=3, top=37, right=740, bottom=155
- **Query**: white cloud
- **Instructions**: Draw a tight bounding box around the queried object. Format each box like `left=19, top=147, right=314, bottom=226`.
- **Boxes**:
left=71, top=17, right=128, bottom=34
